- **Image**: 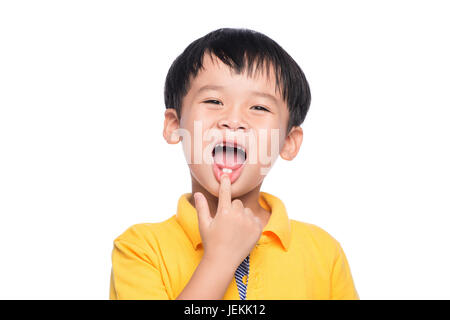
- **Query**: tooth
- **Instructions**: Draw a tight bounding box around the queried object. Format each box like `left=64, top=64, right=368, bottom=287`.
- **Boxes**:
left=222, top=168, right=232, bottom=173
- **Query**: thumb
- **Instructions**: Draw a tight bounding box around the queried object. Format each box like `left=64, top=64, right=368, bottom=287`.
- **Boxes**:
left=194, top=192, right=212, bottom=230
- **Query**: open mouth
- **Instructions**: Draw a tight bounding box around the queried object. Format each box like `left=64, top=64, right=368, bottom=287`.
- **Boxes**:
left=212, top=141, right=247, bottom=184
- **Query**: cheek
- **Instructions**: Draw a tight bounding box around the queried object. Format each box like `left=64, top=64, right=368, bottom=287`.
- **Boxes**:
left=179, top=117, right=215, bottom=165
left=249, top=126, right=284, bottom=166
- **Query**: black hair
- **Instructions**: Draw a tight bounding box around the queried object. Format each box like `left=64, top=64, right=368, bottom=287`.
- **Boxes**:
left=164, top=27, right=311, bottom=132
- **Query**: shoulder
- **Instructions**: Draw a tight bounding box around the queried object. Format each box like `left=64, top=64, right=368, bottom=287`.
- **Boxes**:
left=289, top=219, right=342, bottom=257
left=287, top=222, right=359, bottom=299
left=114, top=216, right=180, bottom=249
left=291, top=219, right=339, bottom=242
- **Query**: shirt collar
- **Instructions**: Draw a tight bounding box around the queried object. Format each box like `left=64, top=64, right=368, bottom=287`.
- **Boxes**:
left=175, top=192, right=292, bottom=252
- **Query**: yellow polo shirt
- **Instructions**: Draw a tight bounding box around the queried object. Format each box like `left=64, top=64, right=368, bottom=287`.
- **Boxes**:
left=110, top=192, right=359, bottom=300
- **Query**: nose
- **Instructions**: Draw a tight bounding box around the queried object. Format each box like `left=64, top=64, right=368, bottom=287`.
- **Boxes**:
left=217, top=113, right=248, bottom=131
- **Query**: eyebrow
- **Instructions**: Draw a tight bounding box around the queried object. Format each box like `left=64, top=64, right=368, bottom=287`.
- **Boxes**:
left=196, top=85, right=279, bottom=105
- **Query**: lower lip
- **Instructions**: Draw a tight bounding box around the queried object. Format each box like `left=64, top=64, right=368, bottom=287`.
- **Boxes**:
left=213, top=162, right=245, bottom=184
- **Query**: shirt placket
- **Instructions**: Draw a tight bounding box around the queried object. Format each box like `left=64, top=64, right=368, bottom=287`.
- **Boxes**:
left=235, top=242, right=264, bottom=300
left=234, top=254, right=250, bottom=300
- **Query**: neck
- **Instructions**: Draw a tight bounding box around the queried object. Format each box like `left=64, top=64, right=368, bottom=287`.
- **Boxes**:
left=187, top=174, right=271, bottom=226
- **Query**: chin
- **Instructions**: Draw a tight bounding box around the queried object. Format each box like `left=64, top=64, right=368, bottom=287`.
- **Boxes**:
left=191, top=164, right=263, bottom=199
left=229, top=172, right=264, bottom=198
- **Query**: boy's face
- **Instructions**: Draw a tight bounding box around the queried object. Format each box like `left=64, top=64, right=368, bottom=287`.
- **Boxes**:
left=164, top=54, right=302, bottom=198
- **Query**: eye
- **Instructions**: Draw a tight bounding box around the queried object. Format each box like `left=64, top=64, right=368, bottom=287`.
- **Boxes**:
left=203, top=99, right=223, bottom=105
left=251, top=105, right=270, bottom=112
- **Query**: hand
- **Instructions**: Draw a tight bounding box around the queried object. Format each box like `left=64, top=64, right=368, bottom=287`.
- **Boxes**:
left=194, top=175, right=264, bottom=269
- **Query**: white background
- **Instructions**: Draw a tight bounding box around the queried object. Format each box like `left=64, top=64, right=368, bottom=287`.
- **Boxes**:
left=0, top=0, right=449, bottom=299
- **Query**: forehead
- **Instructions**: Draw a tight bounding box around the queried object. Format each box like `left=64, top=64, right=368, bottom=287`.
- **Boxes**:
left=188, top=53, right=283, bottom=100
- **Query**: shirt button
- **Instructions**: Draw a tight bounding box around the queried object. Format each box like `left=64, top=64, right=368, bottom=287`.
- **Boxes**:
left=242, top=274, right=248, bottom=285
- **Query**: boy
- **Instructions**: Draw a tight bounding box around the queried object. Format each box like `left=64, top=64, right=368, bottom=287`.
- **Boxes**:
left=109, top=28, right=359, bottom=300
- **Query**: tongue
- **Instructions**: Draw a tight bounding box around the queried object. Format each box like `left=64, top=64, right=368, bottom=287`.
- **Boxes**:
left=213, top=147, right=245, bottom=169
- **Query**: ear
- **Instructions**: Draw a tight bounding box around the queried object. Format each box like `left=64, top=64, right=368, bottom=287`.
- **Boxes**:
left=163, top=108, right=181, bottom=144
left=280, top=126, right=303, bottom=161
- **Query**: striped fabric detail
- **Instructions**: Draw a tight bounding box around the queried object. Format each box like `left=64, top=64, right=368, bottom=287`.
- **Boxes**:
left=234, top=255, right=250, bottom=300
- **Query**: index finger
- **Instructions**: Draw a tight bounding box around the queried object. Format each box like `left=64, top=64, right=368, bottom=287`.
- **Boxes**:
left=217, top=174, right=231, bottom=212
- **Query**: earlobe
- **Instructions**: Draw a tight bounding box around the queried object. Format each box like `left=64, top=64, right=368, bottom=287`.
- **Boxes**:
left=163, top=108, right=181, bottom=144
left=280, top=126, right=303, bottom=161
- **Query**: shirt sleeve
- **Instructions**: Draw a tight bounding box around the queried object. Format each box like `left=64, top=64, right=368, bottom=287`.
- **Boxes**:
left=110, top=238, right=169, bottom=300
left=330, top=241, right=360, bottom=300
